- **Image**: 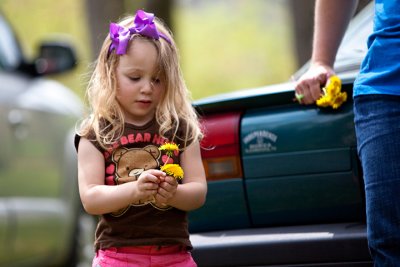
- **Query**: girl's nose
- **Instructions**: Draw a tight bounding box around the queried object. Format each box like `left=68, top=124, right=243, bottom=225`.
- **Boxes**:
left=141, top=80, right=154, bottom=93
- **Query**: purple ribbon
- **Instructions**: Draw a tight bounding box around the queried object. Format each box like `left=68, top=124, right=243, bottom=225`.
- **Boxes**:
left=109, top=10, right=171, bottom=55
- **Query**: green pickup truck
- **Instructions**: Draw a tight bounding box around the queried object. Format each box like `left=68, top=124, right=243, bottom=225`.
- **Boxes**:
left=189, top=3, right=373, bottom=267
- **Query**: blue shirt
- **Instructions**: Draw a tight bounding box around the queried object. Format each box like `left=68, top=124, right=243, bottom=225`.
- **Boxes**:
left=354, top=0, right=400, bottom=96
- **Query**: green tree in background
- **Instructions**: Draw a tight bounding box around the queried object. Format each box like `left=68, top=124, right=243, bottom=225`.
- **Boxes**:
left=1, top=0, right=297, bottom=100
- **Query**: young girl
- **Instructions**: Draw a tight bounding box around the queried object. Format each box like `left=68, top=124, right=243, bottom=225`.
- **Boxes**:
left=75, top=10, right=207, bottom=267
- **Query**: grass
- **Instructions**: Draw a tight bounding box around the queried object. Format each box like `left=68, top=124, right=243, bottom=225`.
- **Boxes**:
left=1, top=0, right=296, bottom=100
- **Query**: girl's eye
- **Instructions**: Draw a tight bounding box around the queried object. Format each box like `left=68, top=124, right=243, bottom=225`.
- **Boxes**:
left=152, top=78, right=161, bottom=84
left=129, top=77, right=140, bottom=81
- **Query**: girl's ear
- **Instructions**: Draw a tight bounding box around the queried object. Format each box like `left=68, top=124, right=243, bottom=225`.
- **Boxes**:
left=113, top=147, right=128, bottom=162
left=143, top=145, right=161, bottom=160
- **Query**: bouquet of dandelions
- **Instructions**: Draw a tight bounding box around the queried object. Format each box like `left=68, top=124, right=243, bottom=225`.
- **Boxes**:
left=158, top=142, right=184, bottom=180
left=316, top=75, right=347, bottom=109
left=296, top=75, right=347, bottom=109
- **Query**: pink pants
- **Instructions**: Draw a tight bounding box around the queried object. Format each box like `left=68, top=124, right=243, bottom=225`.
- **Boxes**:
left=92, top=245, right=197, bottom=267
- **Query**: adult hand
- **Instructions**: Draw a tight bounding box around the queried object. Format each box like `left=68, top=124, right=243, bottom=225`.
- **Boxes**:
left=295, top=63, right=336, bottom=105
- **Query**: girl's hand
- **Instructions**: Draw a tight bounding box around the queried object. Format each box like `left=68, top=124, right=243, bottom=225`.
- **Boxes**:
left=154, top=175, right=178, bottom=205
left=135, top=169, right=164, bottom=201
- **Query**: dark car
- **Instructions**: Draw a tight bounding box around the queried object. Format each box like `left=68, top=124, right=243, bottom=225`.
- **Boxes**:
left=0, top=12, right=94, bottom=267
left=190, top=3, right=373, bottom=267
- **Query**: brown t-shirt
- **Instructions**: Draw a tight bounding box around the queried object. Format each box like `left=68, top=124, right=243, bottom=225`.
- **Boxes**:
left=75, top=118, right=192, bottom=251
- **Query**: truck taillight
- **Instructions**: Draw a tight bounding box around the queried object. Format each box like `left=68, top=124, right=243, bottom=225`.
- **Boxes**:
left=200, top=112, right=242, bottom=181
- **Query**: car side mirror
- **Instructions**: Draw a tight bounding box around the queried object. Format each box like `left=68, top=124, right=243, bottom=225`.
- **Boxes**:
left=35, top=41, right=77, bottom=75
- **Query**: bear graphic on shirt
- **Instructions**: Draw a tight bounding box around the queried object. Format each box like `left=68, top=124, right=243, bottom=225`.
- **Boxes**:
left=112, top=145, right=161, bottom=184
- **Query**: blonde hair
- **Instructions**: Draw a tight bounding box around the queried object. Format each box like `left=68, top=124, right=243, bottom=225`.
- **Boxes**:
left=77, top=14, right=203, bottom=150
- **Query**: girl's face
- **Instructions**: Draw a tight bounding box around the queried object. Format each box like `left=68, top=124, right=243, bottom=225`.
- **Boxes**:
left=115, top=38, right=164, bottom=126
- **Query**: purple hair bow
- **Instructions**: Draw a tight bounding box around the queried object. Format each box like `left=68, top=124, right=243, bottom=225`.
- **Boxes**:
left=109, top=10, right=171, bottom=55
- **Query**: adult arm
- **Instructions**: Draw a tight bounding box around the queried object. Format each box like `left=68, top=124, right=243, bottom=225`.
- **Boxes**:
left=295, top=0, right=359, bottom=104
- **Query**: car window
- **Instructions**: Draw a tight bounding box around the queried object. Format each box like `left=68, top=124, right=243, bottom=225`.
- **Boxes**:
left=0, top=14, right=23, bottom=71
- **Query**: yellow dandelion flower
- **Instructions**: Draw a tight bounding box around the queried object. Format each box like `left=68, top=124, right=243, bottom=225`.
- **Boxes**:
left=325, top=76, right=341, bottom=96
left=159, top=142, right=179, bottom=157
left=161, top=164, right=184, bottom=180
left=328, top=75, right=342, bottom=89
left=331, top=92, right=348, bottom=109
left=316, top=76, right=347, bottom=109
left=326, top=83, right=341, bottom=96
left=316, top=95, right=331, bottom=107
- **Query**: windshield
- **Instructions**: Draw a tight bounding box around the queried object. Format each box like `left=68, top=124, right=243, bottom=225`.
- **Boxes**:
left=0, top=14, right=23, bottom=71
